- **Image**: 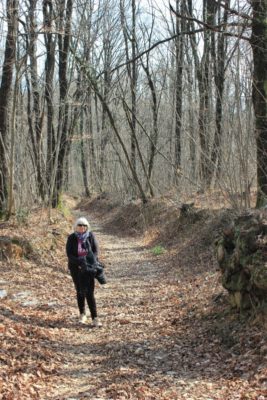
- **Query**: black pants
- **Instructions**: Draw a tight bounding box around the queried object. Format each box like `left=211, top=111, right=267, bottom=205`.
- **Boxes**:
left=69, top=265, right=97, bottom=319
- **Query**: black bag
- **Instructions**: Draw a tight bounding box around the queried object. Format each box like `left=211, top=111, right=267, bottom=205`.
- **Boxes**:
left=94, top=261, right=107, bottom=285
left=82, top=240, right=107, bottom=284
left=79, top=258, right=94, bottom=275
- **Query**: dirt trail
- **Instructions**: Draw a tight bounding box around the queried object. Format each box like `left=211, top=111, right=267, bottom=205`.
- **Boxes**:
left=36, top=215, right=257, bottom=400
left=1, top=210, right=266, bottom=399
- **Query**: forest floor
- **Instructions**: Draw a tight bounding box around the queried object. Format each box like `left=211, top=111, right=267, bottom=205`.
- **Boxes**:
left=0, top=193, right=267, bottom=400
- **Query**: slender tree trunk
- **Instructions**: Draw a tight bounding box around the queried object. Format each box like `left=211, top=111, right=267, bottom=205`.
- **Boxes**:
left=0, top=0, right=18, bottom=215
left=80, top=108, right=90, bottom=197
left=98, top=15, right=112, bottom=190
left=141, top=60, right=157, bottom=196
left=186, top=55, right=197, bottom=182
left=174, top=0, right=185, bottom=174
left=94, top=93, right=102, bottom=191
left=54, top=0, right=73, bottom=207
left=7, top=70, right=19, bottom=218
left=99, top=72, right=109, bottom=189
left=198, top=0, right=214, bottom=185
left=210, top=0, right=228, bottom=184
left=82, top=68, right=147, bottom=203
left=251, top=0, right=267, bottom=206
left=43, top=0, right=56, bottom=199
left=27, top=0, right=45, bottom=199
left=122, top=98, right=154, bottom=197
left=87, top=88, right=96, bottom=190
left=120, top=0, right=137, bottom=174
left=131, top=0, right=137, bottom=171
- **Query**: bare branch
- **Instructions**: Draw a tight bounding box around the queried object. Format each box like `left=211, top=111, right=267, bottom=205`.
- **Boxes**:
left=214, top=1, right=252, bottom=21
left=169, top=3, right=250, bottom=37
left=96, top=5, right=250, bottom=78
left=97, top=28, right=203, bottom=77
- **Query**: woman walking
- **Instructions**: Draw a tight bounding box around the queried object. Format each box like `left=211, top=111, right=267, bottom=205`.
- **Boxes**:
left=66, top=217, right=102, bottom=327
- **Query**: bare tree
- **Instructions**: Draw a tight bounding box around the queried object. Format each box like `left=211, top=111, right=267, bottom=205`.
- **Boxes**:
left=43, top=0, right=56, bottom=200
left=0, top=0, right=18, bottom=215
left=120, top=0, right=138, bottom=172
left=174, top=0, right=186, bottom=174
left=210, top=0, right=229, bottom=182
left=251, top=0, right=267, bottom=206
left=25, top=0, right=46, bottom=200
left=53, top=0, right=73, bottom=206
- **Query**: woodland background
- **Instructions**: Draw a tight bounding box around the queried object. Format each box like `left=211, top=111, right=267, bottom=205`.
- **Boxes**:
left=0, top=0, right=266, bottom=216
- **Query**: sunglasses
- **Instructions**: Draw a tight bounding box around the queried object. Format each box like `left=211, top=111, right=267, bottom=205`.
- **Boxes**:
left=77, top=224, right=87, bottom=227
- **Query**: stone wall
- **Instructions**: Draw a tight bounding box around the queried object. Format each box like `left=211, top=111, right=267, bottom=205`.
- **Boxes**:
left=215, top=210, right=267, bottom=310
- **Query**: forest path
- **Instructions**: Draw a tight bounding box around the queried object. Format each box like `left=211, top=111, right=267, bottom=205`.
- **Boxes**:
left=1, top=208, right=263, bottom=399
left=38, top=213, right=253, bottom=400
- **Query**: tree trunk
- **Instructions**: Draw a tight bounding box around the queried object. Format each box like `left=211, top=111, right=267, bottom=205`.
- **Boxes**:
left=210, top=0, right=228, bottom=184
left=80, top=107, right=91, bottom=197
left=198, top=0, right=214, bottom=185
left=53, top=0, right=73, bottom=207
left=43, top=0, right=56, bottom=200
left=86, top=88, right=97, bottom=191
left=27, top=0, right=46, bottom=200
left=174, top=0, right=185, bottom=174
left=0, top=0, right=18, bottom=215
left=120, top=0, right=137, bottom=174
left=140, top=59, right=157, bottom=197
left=84, top=70, right=148, bottom=203
left=131, top=0, right=137, bottom=172
left=251, top=0, right=267, bottom=207
left=7, top=69, right=19, bottom=219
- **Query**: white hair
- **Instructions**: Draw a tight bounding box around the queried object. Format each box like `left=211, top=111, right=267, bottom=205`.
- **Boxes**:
left=74, top=217, right=91, bottom=231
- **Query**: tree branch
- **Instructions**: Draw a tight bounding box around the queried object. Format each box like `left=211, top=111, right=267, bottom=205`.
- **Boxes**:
left=97, top=28, right=203, bottom=78
left=96, top=6, right=250, bottom=78
left=214, top=1, right=252, bottom=21
left=169, top=3, right=250, bottom=38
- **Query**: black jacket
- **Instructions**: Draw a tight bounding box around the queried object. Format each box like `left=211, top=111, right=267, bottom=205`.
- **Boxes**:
left=66, top=231, right=99, bottom=269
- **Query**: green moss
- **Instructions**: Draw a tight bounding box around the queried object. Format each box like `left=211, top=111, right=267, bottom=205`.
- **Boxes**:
left=151, top=245, right=166, bottom=256
left=256, top=193, right=267, bottom=208
left=57, top=194, right=71, bottom=217
left=16, top=208, right=29, bottom=224
left=251, top=264, right=267, bottom=290
left=222, top=270, right=250, bottom=292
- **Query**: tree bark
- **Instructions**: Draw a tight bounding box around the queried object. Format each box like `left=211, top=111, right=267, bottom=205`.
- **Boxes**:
left=251, top=0, right=267, bottom=207
left=198, top=0, right=214, bottom=185
left=0, top=0, right=18, bottom=214
left=174, top=0, right=185, bottom=173
left=43, top=0, right=56, bottom=199
left=120, top=0, right=137, bottom=173
left=210, top=0, right=228, bottom=184
left=140, top=57, right=157, bottom=196
left=26, top=0, right=46, bottom=200
left=131, top=0, right=137, bottom=172
left=80, top=107, right=91, bottom=197
left=54, top=0, right=73, bottom=207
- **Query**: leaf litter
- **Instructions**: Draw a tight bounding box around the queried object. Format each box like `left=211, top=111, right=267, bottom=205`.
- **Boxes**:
left=0, top=199, right=266, bottom=399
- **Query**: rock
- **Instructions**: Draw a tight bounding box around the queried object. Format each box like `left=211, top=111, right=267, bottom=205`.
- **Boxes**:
left=214, top=210, right=267, bottom=310
left=134, top=347, right=144, bottom=355
left=0, top=236, right=34, bottom=260
left=0, top=238, right=23, bottom=259
left=260, top=345, right=267, bottom=355
left=0, top=289, right=7, bottom=299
